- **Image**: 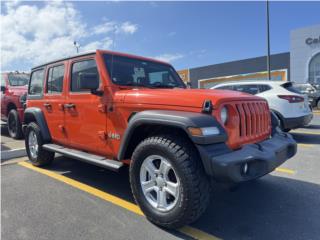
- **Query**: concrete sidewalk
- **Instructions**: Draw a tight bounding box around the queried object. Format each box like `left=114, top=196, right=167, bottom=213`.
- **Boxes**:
left=1, top=123, right=26, bottom=162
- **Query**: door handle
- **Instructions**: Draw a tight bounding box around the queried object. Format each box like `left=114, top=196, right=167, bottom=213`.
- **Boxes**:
left=64, top=103, right=75, bottom=109
left=43, top=103, right=51, bottom=108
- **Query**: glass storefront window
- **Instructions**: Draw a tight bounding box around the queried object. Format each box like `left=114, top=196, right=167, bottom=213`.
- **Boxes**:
left=309, top=52, right=320, bottom=85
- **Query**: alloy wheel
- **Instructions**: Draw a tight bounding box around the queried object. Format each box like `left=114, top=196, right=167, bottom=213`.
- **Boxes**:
left=139, top=155, right=180, bottom=212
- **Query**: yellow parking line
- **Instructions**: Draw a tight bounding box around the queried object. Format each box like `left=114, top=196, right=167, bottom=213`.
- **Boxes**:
left=298, top=143, right=314, bottom=148
left=180, top=226, right=222, bottom=240
left=275, top=167, right=295, bottom=174
left=18, top=161, right=220, bottom=240
left=291, top=131, right=320, bottom=135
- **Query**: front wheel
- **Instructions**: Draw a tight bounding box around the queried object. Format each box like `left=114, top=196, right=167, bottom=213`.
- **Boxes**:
left=130, top=135, right=211, bottom=229
left=7, top=109, right=23, bottom=139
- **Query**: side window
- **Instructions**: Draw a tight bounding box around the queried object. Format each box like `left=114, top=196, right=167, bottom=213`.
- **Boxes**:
left=258, top=84, right=271, bottom=93
left=47, top=65, right=64, bottom=94
left=29, top=69, right=45, bottom=95
left=216, top=85, right=233, bottom=90
left=71, top=59, right=98, bottom=92
left=234, top=84, right=259, bottom=95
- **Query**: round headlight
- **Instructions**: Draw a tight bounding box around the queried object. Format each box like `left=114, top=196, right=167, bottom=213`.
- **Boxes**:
left=220, top=107, right=228, bottom=125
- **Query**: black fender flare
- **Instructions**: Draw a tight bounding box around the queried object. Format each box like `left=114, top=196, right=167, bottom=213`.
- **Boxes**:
left=117, top=110, right=227, bottom=160
left=23, top=107, right=51, bottom=142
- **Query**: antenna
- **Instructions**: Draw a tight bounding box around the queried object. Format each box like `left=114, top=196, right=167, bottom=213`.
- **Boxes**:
left=73, top=41, right=80, bottom=53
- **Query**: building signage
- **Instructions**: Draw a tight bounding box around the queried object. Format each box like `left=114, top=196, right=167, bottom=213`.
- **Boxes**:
left=305, top=36, right=320, bottom=45
left=177, top=69, right=190, bottom=83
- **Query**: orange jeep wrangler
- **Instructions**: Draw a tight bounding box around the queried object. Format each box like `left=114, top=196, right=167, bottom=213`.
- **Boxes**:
left=24, top=50, right=297, bottom=228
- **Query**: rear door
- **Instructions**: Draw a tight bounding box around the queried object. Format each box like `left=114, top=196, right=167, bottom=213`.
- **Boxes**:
left=64, top=57, right=111, bottom=157
left=42, top=63, right=68, bottom=145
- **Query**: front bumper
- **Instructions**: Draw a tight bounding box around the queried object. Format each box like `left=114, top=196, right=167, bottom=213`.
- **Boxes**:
left=283, top=113, right=313, bottom=130
left=197, top=131, right=297, bottom=183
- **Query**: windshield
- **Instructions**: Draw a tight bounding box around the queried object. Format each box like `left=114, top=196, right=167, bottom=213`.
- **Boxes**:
left=8, top=73, right=29, bottom=86
left=103, top=54, right=185, bottom=88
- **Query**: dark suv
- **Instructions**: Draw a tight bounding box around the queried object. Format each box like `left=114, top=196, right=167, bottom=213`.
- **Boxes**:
left=293, top=83, right=320, bottom=109
left=1, top=72, right=29, bottom=139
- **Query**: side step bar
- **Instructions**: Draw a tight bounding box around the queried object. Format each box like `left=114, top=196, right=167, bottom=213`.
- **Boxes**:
left=42, top=144, right=123, bottom=172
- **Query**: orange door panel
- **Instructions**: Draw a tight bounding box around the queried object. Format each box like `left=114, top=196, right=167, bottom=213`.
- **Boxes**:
left=64, top=58, right=112, bottom=157
left=42, top=95, right=66, bottom=144
left=42, top=63, right=67, bottom=145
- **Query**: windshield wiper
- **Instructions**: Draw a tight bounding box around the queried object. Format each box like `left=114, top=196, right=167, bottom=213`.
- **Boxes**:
left=120, top=83, right=156, bottom=88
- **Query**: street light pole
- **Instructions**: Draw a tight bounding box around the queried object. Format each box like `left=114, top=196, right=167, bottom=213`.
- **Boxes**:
left=266, top=0, right=271, bottom=80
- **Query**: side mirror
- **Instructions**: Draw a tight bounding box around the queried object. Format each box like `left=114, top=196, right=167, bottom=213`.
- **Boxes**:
left=79, top=72, right=99, bottom=91
left=1, top=86, right=6, bottom=93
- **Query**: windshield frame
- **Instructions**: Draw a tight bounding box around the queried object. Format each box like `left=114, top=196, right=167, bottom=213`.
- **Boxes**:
left=103, top=53, right=186, bottom=89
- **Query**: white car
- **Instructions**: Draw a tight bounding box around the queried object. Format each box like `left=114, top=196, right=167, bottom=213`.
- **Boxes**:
left=211, top=81, right=313, bottom=131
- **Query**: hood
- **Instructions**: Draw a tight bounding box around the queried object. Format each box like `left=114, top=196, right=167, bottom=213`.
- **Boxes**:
left=116, top=88, right=264, bottom=108
left=8, top=85, right=28, bottom=95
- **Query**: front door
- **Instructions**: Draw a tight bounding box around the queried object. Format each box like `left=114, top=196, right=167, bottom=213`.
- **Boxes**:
left=64, top=57, right=111, bottom=157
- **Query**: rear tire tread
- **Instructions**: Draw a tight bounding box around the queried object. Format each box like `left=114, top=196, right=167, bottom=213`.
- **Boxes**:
left=25, top=122, right=54, bottom=167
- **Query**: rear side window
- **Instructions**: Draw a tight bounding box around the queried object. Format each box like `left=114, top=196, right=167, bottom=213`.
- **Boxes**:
left=281, top=82, right=301, bottom=94
left=71, top=59, right=98, bottom=92
left=216, top=85, right=234, bottom=90
left=47, top=65, right=64, bottom=94
left=257, top=84, right=271, bottom=93
left=29, top=69, right=45, bottom=95
left=234, top=84, right=259, bottom=95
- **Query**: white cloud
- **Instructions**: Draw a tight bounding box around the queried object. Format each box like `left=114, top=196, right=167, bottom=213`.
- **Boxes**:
left=82, top=37, right=113, bottom=52
left=93, top=21, right=116, bottom=35
left=118, top=21, right=138, bottom=34
left=153, top=53, right=184, bottom=63
left=0, top=2, right=138, bottom=70
left=92, top=21, right=138, bottom=35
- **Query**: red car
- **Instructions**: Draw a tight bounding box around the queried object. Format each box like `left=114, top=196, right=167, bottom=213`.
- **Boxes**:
left=1, top=72, right=29, bottom=139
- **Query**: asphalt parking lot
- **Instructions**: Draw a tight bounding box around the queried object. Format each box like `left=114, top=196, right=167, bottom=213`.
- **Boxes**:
left=1, top=113, right=320, bottom=240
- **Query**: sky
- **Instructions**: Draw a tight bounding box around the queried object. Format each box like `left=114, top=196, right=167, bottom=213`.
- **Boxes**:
left=1, top=1, right=320, bottom=71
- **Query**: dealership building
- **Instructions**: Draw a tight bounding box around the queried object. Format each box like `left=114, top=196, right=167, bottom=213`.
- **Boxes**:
left=178, top=24, right=320, bottom=88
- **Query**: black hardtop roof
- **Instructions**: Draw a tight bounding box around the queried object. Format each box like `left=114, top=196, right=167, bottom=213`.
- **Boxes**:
left=31, top=51, right=96, bottom=70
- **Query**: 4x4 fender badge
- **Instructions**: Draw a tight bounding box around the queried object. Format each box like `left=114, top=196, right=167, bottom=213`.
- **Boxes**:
left=107, top=132, right=121, bottom=140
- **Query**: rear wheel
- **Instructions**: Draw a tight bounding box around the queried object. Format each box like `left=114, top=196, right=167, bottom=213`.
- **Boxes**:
left=130, top=135, right=211, bottom=229
left=7, top=109, right=23, bottom=139
left=25, top=122, right=54, bottom=166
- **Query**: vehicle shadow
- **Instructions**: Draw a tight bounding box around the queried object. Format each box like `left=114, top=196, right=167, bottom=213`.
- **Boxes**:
left=291, top=132, right=320, bottom=144
left=45, top=157, right=320, bottom=240
left=303, top=124, right=320, bottom=130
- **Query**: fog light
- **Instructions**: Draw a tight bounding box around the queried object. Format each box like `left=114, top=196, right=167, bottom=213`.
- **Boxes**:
left=242, top=163, right=249, bottom=175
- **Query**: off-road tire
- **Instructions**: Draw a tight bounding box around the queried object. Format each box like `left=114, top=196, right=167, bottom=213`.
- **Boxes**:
left=129, top=135, right=211, bottom=229
left=7, top=109, right=23, bottom=139
left=25, top=122, right=54, bottom=166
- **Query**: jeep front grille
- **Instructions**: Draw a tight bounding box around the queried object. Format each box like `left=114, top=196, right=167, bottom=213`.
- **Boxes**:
left=222, top=101, right=271, bottom=149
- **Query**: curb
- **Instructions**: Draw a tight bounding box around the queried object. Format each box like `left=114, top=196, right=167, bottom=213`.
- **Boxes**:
left=1, top=148, right=27, bottom=162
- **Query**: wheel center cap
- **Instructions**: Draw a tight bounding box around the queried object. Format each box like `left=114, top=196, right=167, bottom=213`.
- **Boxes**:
left=156, top=177, right=165, bottom=187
